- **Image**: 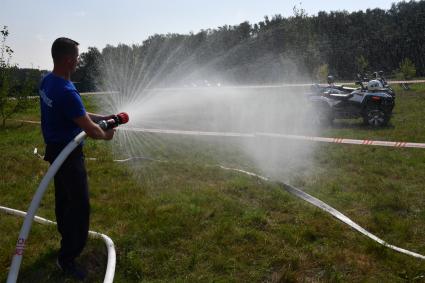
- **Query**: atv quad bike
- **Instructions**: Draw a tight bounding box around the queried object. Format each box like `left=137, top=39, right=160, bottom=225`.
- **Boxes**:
left=309, top=74, right=395, bottom=127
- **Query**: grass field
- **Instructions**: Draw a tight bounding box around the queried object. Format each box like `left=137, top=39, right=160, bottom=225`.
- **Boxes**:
left=1, top=84, right=425, bottom=282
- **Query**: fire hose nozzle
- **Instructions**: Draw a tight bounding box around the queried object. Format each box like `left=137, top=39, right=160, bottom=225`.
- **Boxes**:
left=98, top=112, right=129, bottom=130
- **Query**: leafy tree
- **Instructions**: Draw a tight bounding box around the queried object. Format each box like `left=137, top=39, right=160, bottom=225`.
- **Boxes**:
left=0, top=26, right=31, bottom=127
left=73, top=47, right=102, bottom=92
left=69, top=0, right=425, bottom=88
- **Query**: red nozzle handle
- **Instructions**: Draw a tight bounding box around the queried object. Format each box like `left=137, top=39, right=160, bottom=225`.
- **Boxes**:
left=117, top=112, right=129, bottom=125
left=98, top=112, right=130, bottom=130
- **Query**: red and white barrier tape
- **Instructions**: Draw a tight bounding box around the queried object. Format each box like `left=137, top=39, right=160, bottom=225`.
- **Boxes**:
left=121, top=127, right=425, bottom=149
left=256, top=133, right=425, bottom=149
left=14, top=120, right=425, bottom=149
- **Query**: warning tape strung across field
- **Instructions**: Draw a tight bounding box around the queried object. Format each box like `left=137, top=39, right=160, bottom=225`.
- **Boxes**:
left=121, top=127, right=425, bottom=149
left=256, top=132, right=425, bottom=149
left=14, top=120, right=425, bottom=149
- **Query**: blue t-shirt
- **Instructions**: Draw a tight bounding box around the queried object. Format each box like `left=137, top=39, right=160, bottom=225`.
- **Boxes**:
left=39, top=73, right=86, bottom=144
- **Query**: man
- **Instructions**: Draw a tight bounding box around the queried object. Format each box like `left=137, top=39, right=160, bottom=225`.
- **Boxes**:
left=39, top=37, right=114, bottom=280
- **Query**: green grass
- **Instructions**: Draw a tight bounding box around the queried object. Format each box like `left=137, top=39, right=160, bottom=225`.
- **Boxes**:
left=1, top=86, right=425, bottom=282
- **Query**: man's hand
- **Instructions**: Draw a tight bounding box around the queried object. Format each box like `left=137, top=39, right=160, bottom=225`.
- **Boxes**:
left=74, top=113, right=115, bottom=140
left=103, top=129, right=115, bottom=140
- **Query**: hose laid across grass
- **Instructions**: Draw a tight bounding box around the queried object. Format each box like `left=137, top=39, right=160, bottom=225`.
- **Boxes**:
left=219, top=166, right=425, bottom=260
left=6, top=131, right=88, bottom=283
left=30, top=148, right=425, bottom=261
left=5, top=131, right=117, bottom=283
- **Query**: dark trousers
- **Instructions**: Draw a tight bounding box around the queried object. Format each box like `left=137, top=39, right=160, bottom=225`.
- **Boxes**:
left=45, top=144, right=90, bottom=262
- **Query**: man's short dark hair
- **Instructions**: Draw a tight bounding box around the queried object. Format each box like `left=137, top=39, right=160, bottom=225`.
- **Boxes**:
left=51, top=37, right=79, bottom=63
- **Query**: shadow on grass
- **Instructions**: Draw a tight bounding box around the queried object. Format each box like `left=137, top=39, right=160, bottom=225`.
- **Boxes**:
left=16, top=240, right=107, bottom=283
left=17, top=250, right=67, bottom=283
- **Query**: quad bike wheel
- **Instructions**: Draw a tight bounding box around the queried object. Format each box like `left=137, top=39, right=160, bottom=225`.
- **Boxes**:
left=363, top=107, right=389, bottom=127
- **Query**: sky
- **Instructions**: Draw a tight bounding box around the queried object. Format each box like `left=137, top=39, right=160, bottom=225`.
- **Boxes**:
left=1, top=0, right=402, bottom=70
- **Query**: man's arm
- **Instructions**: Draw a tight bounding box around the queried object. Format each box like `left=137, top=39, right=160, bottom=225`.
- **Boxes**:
left=87, top=112, right=115, bottom=123
left=73, top=113, right=114, bottom=140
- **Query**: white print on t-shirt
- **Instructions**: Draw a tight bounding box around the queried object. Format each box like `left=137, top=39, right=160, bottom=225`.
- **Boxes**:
left=39, top=89, right=52, bottom=107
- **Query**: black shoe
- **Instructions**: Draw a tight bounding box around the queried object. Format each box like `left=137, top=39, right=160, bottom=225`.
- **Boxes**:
left=56, top=258, right=87, bottom=281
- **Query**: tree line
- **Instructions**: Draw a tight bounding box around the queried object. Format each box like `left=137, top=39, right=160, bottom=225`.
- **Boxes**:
left=2, top=1, right=425, bottom=94
left=72, top=0, right=425, bottom=91
left=0, top=26, right=38, bottom=126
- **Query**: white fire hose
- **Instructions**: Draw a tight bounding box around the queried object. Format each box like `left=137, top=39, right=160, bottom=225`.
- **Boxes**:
left=218, top=166, right=425, bottom=260
left=6, top=131, right=88, bottom=283
left=0, top=204, right=116, bottom=283
left=33, top=145, right=425, bottom=262
left=5, top=113, right=128, bottom=282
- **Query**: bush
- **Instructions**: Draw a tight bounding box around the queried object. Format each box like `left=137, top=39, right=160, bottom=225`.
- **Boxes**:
left=395, top=58, right=416, bottom=80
